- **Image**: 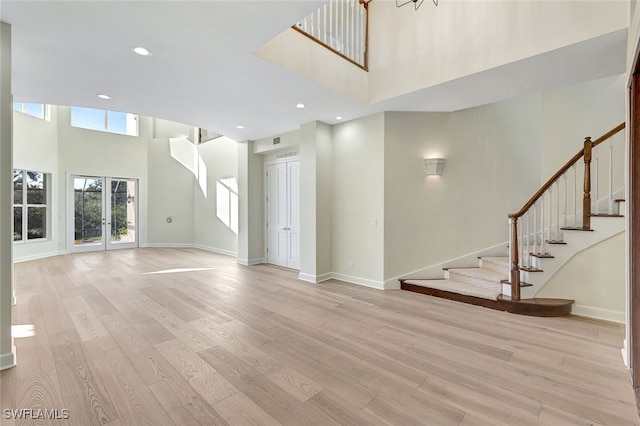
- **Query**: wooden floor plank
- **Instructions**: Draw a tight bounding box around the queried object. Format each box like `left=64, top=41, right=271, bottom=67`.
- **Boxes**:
left=155, top=339, right=238, bottom=406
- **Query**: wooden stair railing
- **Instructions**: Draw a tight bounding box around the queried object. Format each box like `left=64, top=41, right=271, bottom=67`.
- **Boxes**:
left=292, top=0, right=371, bottom=71
left=507, top=122, right=625, bottom=300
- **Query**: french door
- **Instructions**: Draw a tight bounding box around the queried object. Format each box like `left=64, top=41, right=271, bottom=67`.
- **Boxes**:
left=70, top=176, right=138, bottom=252
left=267, top=161, right=300, bottom=270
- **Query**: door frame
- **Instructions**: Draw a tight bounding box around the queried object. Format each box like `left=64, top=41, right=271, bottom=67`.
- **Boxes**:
left=630, top=52, right=640, bottom=398
left=264, top=155, right=300, bottom=270
left=67, top=174, right=139, bottom=253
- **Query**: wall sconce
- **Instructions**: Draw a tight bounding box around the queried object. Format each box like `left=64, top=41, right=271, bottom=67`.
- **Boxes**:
left=425, top=158, right=446, bottom=175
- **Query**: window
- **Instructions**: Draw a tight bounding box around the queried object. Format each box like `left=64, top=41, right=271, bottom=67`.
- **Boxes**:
left=70, top=106, right=138, bottom=136
left=13, top=102, right=49, bottom=120
left=216, top=177, right=238, bottom=235
left=13, top=170, right=49, bottom=242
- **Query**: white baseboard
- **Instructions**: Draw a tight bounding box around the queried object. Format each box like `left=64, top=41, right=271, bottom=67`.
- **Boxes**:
left=384, top=278, right=402, bottom=290
left=571, top=304, right=625, bottom=323
left=141, top=243, right=192, bottom=249
left=192, top=244, right=237, bottom=258
left=298, top=272, right=332, bottom=283
left=237, top=257, right=265, bottom=266
left=0, top=351, right=15, bottom=371
left=331, top=273, right=385, bottom=290
left=141, top=243, right=237, bottom=258
left=622, top=338, right=629, bottom=367
left=13, top=250, right=66, bottom=263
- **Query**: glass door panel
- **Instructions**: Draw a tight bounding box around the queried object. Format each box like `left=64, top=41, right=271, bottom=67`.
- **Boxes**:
left=73, top=177, right=105, bottom=250
left=107, top=179, right=137, bottom=249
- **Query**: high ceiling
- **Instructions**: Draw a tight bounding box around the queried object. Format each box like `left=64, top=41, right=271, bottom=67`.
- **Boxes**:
left=0, top=1, right=628, bottom=141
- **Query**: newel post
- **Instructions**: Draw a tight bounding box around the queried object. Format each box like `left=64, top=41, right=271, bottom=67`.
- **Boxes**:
left=583, top=137, right=592, bottom=230
left=509, top=216, right=521, bottom=301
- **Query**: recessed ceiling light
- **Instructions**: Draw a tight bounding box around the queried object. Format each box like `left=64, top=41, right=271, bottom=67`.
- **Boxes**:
left=236, top=125, right=245, bottom=129
left=132, top=46, right=151, bottom=56
left=336, top=116, right=343, bottom=120
left=97, top=94, right=111, bottom=100
left=296, top=103, right=305, bottom=109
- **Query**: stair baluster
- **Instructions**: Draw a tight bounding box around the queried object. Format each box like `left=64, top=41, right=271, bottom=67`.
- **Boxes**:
left=573, top=164, right=578, bottom=226
left=594, top=158, right=599, bottom=216
left=609, top=142, right=614, bottom=215
left=563, top=173, right=568, bottom=228
left=533, top=202, right=538, bottom=255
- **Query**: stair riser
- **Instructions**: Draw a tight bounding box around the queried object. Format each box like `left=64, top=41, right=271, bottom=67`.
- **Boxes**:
left=479, top=260, right=509, bottom=276
left=446, top=271, right=502, bottom=291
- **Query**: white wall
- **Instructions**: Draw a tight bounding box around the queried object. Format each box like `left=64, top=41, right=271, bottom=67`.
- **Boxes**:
left=540, top=74, right=626, bottom=183
left=237, top=140, right=264, bottom=265
left=384, top=96, right=542, bottom=282
left=194, top=136, right=238, bottom=255
left=368, top=0, right=627, bottom=102
left=146, top=119, right=193, bottom=246
left=57, top=106, right=150, bottom=251
left=316, top=122, right=333, bottom=277
left=13, top=108, right=60, bottom=260
left=254, top=28, right=368, bottom=103
left=332, top=113, right=385, bottom=286
left=537, top=233, right=626, bottom=322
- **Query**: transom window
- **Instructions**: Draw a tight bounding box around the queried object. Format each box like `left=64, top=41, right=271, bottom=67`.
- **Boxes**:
left=13, top=102, right=49, bottom=120
left=13, top=170, right=50, bottom=242
left=70, top=106, right=138, bottom=136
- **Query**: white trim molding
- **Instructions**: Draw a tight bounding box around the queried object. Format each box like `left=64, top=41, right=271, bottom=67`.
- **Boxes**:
left=141, top=243, right=237, bottom=258
left=13, top=250, right=66, bottom=263
left=193, top=244, right=237, bottom=258
left=571, top=305, right=625, bottom=323
left=0, top=351, right=15, bottom=371
left=331, top=273, right=385, bottom=290
left=237, top=257, right=265, bottom=266
left=298, top=272, right=332, bottom=283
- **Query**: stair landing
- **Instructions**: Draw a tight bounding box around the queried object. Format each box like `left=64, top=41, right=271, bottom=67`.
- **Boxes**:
left=400, top=279, right=573, bottom=317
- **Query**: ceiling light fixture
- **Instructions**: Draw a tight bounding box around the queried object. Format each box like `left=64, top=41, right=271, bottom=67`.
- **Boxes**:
left=296, top=103, right=306, bottom=109
left=396, top=0, right=438, bottom=10
left=132, top=46, right=152, bottom=56
left=97, top=94, right=111, bottom=100
left=336, top=116, right=343, bottom=120
left=235, top=125, right=245, bottom=129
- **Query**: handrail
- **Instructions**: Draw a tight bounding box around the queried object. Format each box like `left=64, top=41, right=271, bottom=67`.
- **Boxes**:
left=591, top=122, right=626, bottom=149
left=507, top=122, right=625, bottom=300
left=508, top=122, right=625, bottom=220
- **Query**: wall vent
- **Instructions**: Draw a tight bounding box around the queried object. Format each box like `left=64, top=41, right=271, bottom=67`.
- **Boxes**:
left=276, top=151, right=298, bottom=160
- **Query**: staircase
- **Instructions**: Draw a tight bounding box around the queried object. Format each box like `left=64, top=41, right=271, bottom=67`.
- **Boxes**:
left=400, top=123, right=626, bottom=317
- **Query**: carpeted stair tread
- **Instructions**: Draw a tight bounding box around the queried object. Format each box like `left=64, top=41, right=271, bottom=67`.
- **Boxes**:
left=402, top=279, right=501, bottom=301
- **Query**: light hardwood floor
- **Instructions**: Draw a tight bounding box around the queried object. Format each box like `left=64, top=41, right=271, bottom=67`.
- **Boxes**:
left=1, top=247, right=638, bottom=425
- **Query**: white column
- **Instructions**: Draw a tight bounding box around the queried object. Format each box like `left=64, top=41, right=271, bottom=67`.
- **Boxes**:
left=0, top=21, right=15, bottom=371
left=236, top=141, right=264, bottom=266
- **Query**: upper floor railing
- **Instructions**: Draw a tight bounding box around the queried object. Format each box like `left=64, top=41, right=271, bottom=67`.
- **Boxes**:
left=293, top=0, right=370, bottom=70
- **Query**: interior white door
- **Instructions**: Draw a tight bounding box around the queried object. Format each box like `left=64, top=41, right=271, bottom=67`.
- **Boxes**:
left=266, top=161, right=300, bottom=269
left=287, top=161, right=300, bottom=270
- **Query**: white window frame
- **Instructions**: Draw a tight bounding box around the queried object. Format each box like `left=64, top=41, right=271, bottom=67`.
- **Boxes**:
left=70, top=106, right=139, bottom=137
left=13, top=102, right=50, bottom=121
left=13, top=169, right=51, bottom=243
